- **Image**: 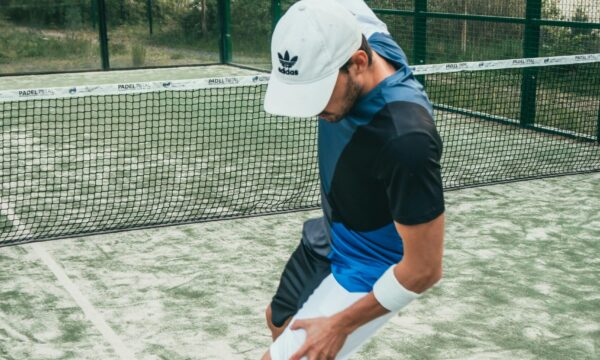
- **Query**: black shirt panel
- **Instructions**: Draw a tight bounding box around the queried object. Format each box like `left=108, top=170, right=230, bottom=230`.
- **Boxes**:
left=329, top=101, right=444, bottom=231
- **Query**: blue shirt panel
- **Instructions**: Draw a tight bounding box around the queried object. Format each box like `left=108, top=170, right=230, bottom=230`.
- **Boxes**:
left=328, top=222, right=404, bottom=292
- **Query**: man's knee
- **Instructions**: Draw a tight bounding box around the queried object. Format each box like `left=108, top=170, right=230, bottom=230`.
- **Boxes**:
left=265, top=304, right=278, bottom=332
left=261, top=349, right=272, bottom=360
left=265, top=304, right=273, bottom=326
left=265, top=304, right=290, bottom=341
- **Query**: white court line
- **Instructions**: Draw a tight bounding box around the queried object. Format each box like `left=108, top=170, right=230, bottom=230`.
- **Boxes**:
left=29, top=245, right=136, bottom=360
left=0, top=198, right=136, bottom=360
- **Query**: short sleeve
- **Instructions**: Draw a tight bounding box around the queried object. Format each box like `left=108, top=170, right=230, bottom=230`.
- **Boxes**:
left=375, top=133, right=445, bottom=225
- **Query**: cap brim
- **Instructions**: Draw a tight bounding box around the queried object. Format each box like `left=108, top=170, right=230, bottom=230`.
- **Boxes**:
left=264, top=70, right=338, bottom=118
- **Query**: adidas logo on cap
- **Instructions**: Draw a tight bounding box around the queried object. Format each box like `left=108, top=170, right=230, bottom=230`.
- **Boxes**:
left=278, top=51, right=299, bottom=76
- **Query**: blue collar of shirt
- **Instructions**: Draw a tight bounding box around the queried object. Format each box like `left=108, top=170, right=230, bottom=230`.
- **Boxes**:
left=347, top=68, right=414, bottom=122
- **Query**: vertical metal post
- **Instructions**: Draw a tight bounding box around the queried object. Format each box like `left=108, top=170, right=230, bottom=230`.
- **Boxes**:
left=91, top=0, right=98, bottom=29
left=97, top=0, right=110, bottom=70
left=520, top=0, right=541, bottom=126
left=119, top=0, right=125, bottom=23
left=414, top=0, right=427, bottom=85
left=461, top=0, right=467, bottom=54
left=272, top=0, right=282, bottom=33
left=219, top=0, right=232, bottom=64
left=147, top=0, right=153, bottom=35
left=597, top=101, right=600, bottom=143
left=80, top=0, right=86, bottom=29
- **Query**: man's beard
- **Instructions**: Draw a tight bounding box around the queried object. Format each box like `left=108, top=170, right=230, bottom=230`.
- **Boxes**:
left=326, top=76, right=362, bottom=123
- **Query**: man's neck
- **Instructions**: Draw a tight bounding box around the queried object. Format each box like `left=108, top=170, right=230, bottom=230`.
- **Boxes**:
left=360, top=52, right=397, bottom=96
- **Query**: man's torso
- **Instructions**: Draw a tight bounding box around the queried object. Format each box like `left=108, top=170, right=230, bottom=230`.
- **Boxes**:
left=304, top=33, right=444, bottom=292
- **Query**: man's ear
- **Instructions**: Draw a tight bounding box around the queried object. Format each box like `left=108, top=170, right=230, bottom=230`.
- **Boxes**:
left=351, top=50, right=370, bottom=74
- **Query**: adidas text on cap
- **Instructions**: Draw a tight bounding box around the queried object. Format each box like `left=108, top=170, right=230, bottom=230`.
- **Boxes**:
left=264, top=0, right=362, bottom=118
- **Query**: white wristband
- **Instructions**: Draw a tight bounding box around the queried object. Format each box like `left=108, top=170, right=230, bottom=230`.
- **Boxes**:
left=373, top=265, right=420, bottom=312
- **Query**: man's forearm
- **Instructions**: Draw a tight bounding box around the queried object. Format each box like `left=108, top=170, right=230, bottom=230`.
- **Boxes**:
left=331, top=260, right=440, bottom=333
left=331, top=292, right=389, bottom=335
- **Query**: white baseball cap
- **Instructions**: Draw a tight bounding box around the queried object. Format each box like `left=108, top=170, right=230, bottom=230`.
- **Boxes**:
left=264, top=0, right=362, bottom=118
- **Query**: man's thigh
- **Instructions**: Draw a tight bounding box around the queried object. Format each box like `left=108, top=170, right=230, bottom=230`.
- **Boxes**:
left=270, top=274, right=396, bottom=360
left=270, top=238, right=331, bottom=328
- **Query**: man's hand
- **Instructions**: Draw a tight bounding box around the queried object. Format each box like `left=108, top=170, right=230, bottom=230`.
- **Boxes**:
left=289, top=316, right=351, bottom=360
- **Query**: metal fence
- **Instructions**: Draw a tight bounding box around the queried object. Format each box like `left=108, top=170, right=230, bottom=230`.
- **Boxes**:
left=362, top=0, right=600, bottom=65
left=0, top=1, right=598, bottom=75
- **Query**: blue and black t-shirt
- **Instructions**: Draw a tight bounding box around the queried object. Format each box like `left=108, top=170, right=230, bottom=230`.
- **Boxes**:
left=302, top=13, right=445, bottom=293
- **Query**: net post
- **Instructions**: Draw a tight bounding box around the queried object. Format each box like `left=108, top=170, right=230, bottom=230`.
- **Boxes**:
left=414, top=0, right=428, bottom=86
left=520, top=0, right=541, bottom=127
left=97, top=0, right=110, bottom=70
left=146, top=0, right=153, bottom=35
left=272, top=0, right=282, bottom=33
left=219, top=0, right=233, bottom=64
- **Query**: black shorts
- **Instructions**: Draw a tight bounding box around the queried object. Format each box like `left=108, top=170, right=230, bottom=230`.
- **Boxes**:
left=270, top=239, right=331, bottom=327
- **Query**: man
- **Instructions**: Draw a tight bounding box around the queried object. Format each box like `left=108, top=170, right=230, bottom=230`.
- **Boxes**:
left=262, top=0, right=445, bottom=359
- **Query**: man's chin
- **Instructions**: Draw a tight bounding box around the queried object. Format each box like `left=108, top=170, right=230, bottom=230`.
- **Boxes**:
left=320, top=112, right=347, bottom=123
left=321, top=116, right=342, bottom=123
